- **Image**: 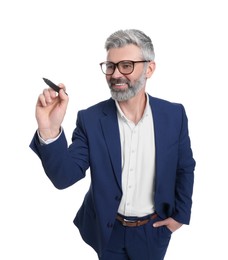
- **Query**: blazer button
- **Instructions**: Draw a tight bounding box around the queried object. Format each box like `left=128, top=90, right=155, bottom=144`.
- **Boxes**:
left=115, top=196, right=121, bottom=201
left=107, top=222, right=113, bottom=228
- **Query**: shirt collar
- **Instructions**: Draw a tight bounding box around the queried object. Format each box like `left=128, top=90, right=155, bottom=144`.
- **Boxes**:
left=115, top=93, right=150, bottom=122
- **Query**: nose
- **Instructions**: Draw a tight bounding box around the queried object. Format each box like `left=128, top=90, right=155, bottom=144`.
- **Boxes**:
left=111, top=65, right=123, bottom=77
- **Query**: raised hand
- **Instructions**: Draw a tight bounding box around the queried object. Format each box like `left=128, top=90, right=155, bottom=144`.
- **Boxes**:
left=35, top=83, right=69, bottom=140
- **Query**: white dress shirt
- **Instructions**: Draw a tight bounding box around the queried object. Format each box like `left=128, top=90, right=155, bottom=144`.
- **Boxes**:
left=116, top=93, right=156, bottom=217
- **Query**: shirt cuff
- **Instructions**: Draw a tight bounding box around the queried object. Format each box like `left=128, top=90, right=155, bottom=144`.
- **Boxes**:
left=37, top=127, right=62, bottom=145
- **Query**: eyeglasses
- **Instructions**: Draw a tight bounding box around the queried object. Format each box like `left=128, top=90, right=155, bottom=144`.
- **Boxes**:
left=99, top=60, right=151, bottom=75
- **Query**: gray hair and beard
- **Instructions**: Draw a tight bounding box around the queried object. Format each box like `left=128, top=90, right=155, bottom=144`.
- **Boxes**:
left=108, top=74, right=147, bottom=101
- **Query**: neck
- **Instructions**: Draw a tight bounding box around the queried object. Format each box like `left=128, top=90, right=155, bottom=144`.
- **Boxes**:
left=117, top=89, right=147, bottom=124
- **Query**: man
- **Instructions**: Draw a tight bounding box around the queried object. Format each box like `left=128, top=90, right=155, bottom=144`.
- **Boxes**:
left=30, top=29, right=196, bottom=260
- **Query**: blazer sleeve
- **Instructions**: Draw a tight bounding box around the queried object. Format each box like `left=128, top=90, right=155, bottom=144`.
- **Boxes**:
left=29, top=111, right=90, bottom=189
left=173, top=105, right=196, bottom=224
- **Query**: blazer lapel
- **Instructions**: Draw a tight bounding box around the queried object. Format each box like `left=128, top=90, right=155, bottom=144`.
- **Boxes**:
left=149, top=96, right=166, bottom=180
left=100, top=99, right=122, bottom=190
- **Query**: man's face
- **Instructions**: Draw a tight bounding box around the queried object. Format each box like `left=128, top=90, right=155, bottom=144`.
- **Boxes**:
left=106, top=44, right=148, bottom=101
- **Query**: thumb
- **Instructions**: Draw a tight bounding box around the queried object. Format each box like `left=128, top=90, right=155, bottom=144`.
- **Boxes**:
left=58, top=85, right=69, bottom=107
left=59, top=88, right=68, bottom=99
left=153, top=220, right=167, bottom=228
left=58, top=83, right=68, bottom=97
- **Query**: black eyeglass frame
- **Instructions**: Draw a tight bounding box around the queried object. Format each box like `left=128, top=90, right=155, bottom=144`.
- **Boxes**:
left=99, top=60, right=151, bottom=75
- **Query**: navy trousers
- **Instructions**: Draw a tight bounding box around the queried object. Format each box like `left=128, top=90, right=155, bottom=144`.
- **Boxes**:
left=100, top=214, right=172, bottom=260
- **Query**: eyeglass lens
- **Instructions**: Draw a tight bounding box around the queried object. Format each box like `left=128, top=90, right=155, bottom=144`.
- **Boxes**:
left=102, top=61, right=134, bottom=75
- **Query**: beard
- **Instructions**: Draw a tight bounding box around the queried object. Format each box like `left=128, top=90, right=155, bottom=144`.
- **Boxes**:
left=108, top=74, right=147, bottom=101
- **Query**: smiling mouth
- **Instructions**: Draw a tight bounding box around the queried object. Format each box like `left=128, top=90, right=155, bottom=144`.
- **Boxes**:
left=115, top=83, right=125, bottom=86
left=112, top=83, right=128, bottom=88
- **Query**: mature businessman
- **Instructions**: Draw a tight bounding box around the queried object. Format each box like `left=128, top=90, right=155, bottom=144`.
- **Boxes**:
left=30, top=29, right=196, bottom=260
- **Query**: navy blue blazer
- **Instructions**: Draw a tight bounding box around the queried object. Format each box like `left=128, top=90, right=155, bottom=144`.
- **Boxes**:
left=30, top=95, right=195, bottom=256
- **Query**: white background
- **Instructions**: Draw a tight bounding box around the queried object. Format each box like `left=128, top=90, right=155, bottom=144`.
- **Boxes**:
left=0, top=0, right=227, bottom=259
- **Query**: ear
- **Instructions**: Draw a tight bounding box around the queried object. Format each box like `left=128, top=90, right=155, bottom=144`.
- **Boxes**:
left=146, top=61, right=156, bottom=78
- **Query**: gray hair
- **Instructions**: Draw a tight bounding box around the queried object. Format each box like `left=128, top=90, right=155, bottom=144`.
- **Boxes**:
left=104, top=29, right=155, bottom=61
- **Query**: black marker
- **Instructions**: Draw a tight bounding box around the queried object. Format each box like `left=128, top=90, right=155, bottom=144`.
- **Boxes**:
left=43, top=78, right=68, bottom=95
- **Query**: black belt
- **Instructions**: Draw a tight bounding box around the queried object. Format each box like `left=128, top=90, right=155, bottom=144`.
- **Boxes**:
left=116, top=213, right=158, bottom=227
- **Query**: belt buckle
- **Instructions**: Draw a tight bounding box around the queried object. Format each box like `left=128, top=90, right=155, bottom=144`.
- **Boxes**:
left=123, top=218, right=135, bottom=226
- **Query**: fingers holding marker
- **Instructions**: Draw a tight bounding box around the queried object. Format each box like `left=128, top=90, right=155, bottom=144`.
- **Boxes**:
left=43, top=78, right=68, bottom=95
left=37, top=90, right=51, bottom=107
left=37, top=88, right=57, bottom=107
